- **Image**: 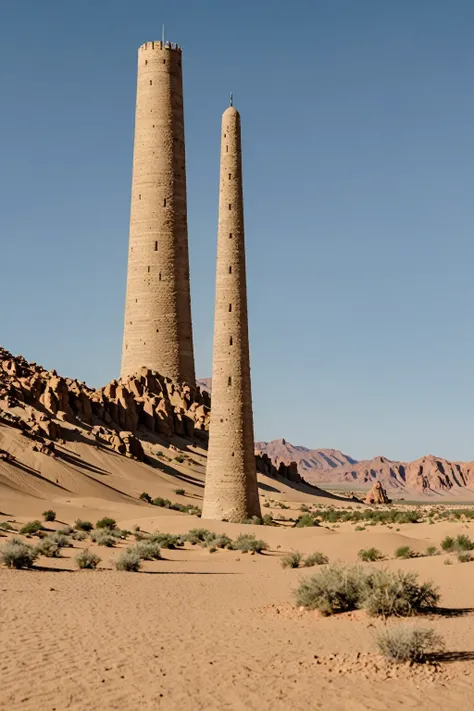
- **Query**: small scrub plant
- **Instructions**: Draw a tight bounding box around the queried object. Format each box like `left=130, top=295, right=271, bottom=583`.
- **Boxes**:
left=139, top=492, right=153, bottom=503
left=0, top=538, right=38, bottom=569
left=110, top=528, right=131, bottom=540
left=42, top=510, right=56, bottom=522
left=444, top=558, right=453, bottom=566
left=295, top=564, right=365, bottom=615
left=75, top=519, right=94, bottom=532
left=280, top=550, right=303, bottom=569
left=36, top=537, right=62, bottom=558
left=174, top=456, right=185, bottom=463
left=58, top=525, right=74, bottom=535
left=355, top=526, right=366, bottom=532
left=185, top=528, right=215, bottom=545
left=70, top=530, right=87, bottom=541
left=75, top=549, right=101, bottom=569
left=95, top=517, right=117, bottom=530
left=0, top=522, right=15, bottom=531
left=363, top=569, right=439, bottom=618
left=441, top=535, right=473, bottom=553
left=90, top=531, right=116, bottom=547
left=358, top=548, right=383, bottom=562
left=233, top=534, right=268, bottom=554
left=19, top=520, right=44, bottom=536
left=295, top=513, right=319, bottom=528
left=115, top=549, right=141, bottom=572
left=457, top=551, right=473, bottom=563
left=133, top=540, right=162, bottom=560
left=213, top=534, right=233, bottom=549
left=425, top=546, right=439, bottom=557
left=149, top=532, right=184, bottom=549
left=303, top=552, right=329, bottom=567
left=394, top=546, right=416, bottom=560
left=376, top=625, right=444, bottom=663
left=209, top=546, right=217, bottom=553
left=174, top=488, right=185, bottom=496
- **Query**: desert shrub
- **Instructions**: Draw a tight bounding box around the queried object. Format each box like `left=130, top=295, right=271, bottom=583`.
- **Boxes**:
left=0, top=538, right=38, bottom=569
left=110, top=528, right=130, bottom=540
left=358, top=547, right=383, bottom=562
left=457, top=551, right=473, bottom=563
left=50, top=532, right=71, bottom=547
left=233, top=534, right=267, bottom=553
left=263, top=502, right=271, bottom=508
left=0, top=522, right=15, bottom=531
left=295, top=513, right=319, bottom=528
left=444, top=558, right=453, bottom=566
left=58, top=525, right=74, bottom=535
left=453, top=534, right=474, bottom=551
left=304, top=552, right=329, bottom=567
left=149, top=532, right=184, bottom=549
left=175, top=456, right=185, bottom=463
left=262, top=514, right=277, bottom=526
left=19, top=520, right=44, bottom=536
left=75, top=549, right=101, bottom=569
left=280, top=551, right=303, bottom=569
left=70, top=530, right=87, bottom=541
left=139, top=492, right=153, bottom=503
left=185, top=528, right=215, bottom=545
left=425, top=546, right=439, bottom=557
left=90, top=530, right=116, bottom=547
left=36, top=537, right=62, bottom=558
left=376, top=625, right=444, bottom=663
left=95, top=517, right=116, bottom=530
left=209, top=546, right=217, bottom=553
left=295, top=564, right=365, bottom=615
left=300, top=504, right=311, bottom=512
left=241, top=515, right=264, bottom=525
left=394, top=546, right=416, bottom=559
left=174, top=488, right=185, bottom=496
left=355, top=526, right=366, bottom=532
left=441, top=535, right=473, bottom=554
left=152, top=497, right=201, bottom=517
left=115, top=549, right=141, bottom=572
left=213, top=534, right=233, bottom=549
left=75, top=519, right=94, bottom=532
left=134, top=540, right=162, bottom=560
left=363, top=569, right=439, bottom=617
left=42, top=509, right=56, bottom=522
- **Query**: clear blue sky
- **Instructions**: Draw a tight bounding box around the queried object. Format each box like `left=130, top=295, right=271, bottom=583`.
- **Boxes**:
left=1, top=0, right=474, bottom=462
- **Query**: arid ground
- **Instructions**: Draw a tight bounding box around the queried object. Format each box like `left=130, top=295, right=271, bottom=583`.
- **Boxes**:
left=2, top=435, right=474, bottom=711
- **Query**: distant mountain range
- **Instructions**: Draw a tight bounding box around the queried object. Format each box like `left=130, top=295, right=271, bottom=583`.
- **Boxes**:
left=255, top=439, right=474, bottom=496
left=198, top=376, right=474, bottom=496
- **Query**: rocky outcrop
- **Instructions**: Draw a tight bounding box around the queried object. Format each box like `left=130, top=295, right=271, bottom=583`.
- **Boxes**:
left=255, top=438, right=357, bottom=474
left=0, top=347, right=210, bottom=463
left=365, top=481, right=391, bottom=505
left=256, top=452, right=305, bottom=484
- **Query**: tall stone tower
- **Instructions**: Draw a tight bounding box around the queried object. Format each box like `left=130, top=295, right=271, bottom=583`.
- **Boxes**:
left=121, top=40, right=195, bottom=385
left=202, top=102, right=261, bottom=522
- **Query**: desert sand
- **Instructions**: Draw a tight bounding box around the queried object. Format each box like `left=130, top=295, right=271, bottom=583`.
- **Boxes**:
left=2, top=441, right=474, bottom=710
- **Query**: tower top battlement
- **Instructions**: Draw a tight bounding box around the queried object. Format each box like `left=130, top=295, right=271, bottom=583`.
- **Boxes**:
left=139, top=41, right=182, bottom=53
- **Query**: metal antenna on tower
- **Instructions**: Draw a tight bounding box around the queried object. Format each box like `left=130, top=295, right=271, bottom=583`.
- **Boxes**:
left=162, top=24, right=165, bottom=45
left=230, top=92, right=233, bottom=107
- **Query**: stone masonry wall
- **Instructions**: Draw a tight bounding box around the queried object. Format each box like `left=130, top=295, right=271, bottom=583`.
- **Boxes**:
left=121, top=41, right=195, bottom=385
left=202, top=106, right=261, bottom=521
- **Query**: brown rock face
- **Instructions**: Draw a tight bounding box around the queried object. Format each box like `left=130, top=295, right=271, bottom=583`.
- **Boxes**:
left=365, top=481, right=391, bottom=504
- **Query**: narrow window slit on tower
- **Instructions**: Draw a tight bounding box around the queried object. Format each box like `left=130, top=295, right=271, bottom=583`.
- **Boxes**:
left=229, top=204, right=232, bottom=210
left=228, top=174, right=231, bottom=180
left=229, top=233, right=232, bottom=238
left=164, top=198, right=167, bottom=207
left=228, top=377, right=232, bottom=386
left=229, top=266, right=232, bottom=274
left=145, top=60, right=148, bottom=65
left=229, top=336, right=233, bottom=346
left=154, top=241, right=158, bottom=251
left=159, top=272, right=162, bottom=281
left=147, top=266, right=150, bottom=273
left=226, top=146, right=228, bottom=153
left=150, top=80, right=153, bottom=85
left=163, top=59, right=166, bottom=64
left=228, top=304, right=232, bottom=312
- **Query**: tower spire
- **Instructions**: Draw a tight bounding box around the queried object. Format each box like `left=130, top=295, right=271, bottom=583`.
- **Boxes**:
left=229, top=92, right=233, bottom=107
left=202, top=103, right=261, bottom=521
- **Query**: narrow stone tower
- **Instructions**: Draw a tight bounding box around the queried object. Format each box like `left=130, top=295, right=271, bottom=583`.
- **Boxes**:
left=121, top=40, right=195, bottom=385
left=202, top=102, right=261, bottom=521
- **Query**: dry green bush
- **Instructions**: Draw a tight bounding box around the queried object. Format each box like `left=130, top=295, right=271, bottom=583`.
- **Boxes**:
left=233, top=534, right=267, bottom=553
left=90, top=530, right=116, bottom=547
left=134, top=540, right=162, bottom=560
left=295, top=565, right=366, bottom=615
left=358, top=547, right=383, bottom=562
left=75, top=549, right=101, bottom=569
left=280, top=551, right=303, bottom=569
left=376, top=625, right=444, bottom=663
left=0, top=538, right=38, bottom=568
left=115, top=549, right=141, bottom=572
left=303, top=552, right=329, bottom=567
left=363, top=569, right=439, bottom=617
